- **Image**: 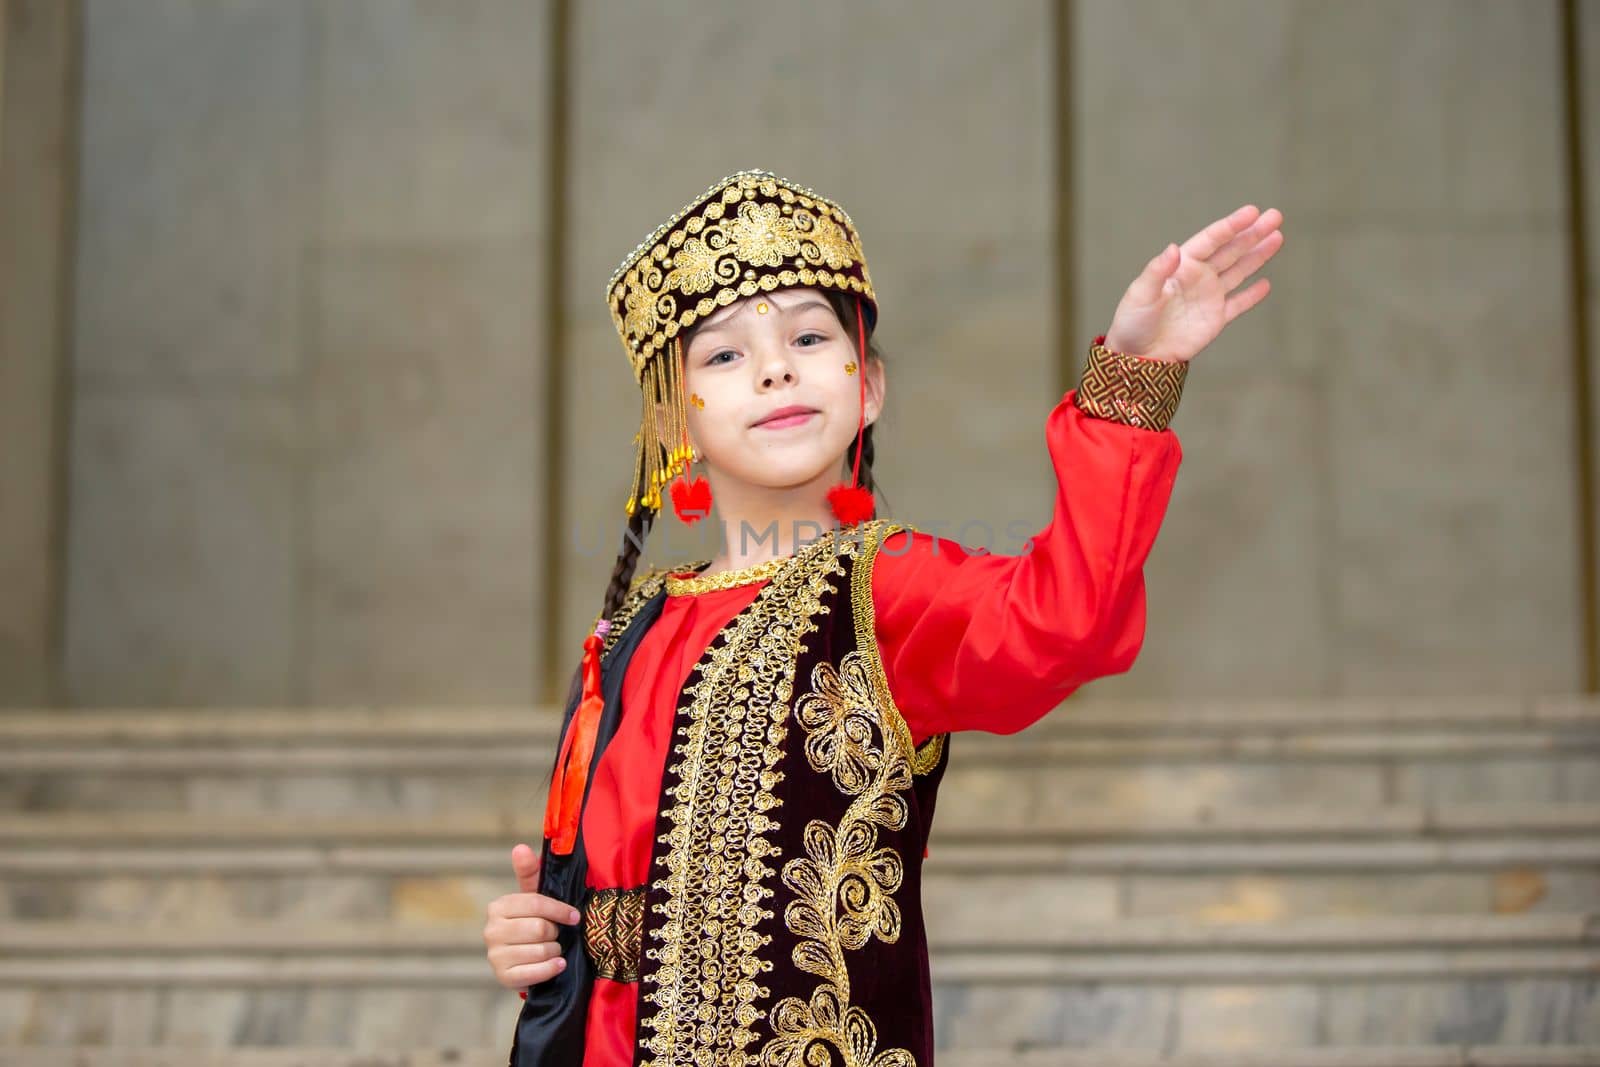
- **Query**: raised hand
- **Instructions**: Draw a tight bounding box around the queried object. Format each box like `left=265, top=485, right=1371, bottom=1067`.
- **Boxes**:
left=483, top=843, right=581, bottom=994
left=1103, top=205, right=1285, bottom=364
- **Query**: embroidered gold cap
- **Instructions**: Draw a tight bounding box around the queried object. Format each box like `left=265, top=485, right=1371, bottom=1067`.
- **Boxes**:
left=607, top=169, right=879, bottom=516
left=607, top=169, right=878, bottom=381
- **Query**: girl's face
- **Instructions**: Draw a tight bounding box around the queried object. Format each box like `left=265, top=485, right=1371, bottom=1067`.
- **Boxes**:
left=674, top=286, right=884, bottom=495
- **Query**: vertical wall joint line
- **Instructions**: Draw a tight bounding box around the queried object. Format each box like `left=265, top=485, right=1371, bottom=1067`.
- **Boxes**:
left=1053, top=0, right=1076, bottom=395
left=539, top=0, right=573, bottom=704
left=51, top=0, right=83, bottom=705
left=1559, top=0, right=1597, bottom=692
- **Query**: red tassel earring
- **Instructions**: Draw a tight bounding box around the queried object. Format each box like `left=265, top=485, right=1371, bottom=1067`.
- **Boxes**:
left=669, top=448, right=711, bottom=523
left=826, top=296, right=876, bottom=526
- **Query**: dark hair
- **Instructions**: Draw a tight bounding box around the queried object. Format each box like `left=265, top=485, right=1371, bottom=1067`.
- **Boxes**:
left=594, top=288, right=887, bottom=626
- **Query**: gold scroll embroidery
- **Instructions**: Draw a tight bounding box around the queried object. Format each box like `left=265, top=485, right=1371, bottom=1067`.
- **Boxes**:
left=637, top=530, right=849, bottom=1065
left=759, top=519, right=923, bottom=1067
left=848, top=521, right=946, bottom=776
left=664, top=554, right=794, bottom=596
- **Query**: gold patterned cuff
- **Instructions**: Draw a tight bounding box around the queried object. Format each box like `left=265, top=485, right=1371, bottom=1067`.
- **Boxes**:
left=1074, top=339, right=1188, bottom=431
left=583, top=887, right=644, bottom=982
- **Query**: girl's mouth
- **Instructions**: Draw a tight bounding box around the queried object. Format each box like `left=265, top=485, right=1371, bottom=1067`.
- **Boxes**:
left=754, top=409, right=818, bottom=430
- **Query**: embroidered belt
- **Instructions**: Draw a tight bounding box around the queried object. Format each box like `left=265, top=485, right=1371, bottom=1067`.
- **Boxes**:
left=583, top=887, right=645, bottom=982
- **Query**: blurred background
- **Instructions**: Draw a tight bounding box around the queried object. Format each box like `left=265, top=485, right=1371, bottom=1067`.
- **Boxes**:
left=0, top=0, right=1597, bottom=1062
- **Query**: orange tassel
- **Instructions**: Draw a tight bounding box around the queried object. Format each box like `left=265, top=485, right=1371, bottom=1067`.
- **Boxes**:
left=544, top=631, right=606, bottom=854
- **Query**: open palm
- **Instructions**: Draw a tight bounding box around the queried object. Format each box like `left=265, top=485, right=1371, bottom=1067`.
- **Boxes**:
left=1103, top=204, right=1285, bottom=364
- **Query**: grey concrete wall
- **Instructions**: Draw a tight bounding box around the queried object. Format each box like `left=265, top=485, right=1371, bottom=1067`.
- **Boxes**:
left=39, top=0, right=1599, bottom=707
left=62, top=1, right=547, bottom=705
left=1080, top=0, right=1583, bottom=699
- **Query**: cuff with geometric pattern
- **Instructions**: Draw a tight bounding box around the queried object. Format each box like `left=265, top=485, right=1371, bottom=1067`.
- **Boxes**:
left=1073, top=335, right=1188, bottom=431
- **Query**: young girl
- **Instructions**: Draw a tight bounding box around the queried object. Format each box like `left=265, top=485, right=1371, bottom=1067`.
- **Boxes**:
left=484, top=169, right=1284, bottom=1066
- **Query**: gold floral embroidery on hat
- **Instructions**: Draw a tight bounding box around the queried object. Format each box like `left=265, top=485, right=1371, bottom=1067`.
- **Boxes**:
left=608, top=170, right=876, bottom=382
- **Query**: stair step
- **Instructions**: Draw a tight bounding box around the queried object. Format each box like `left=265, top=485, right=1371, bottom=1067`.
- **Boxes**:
left=9, top=758, right=1593, bottom=816
left=3, top=803, right=1596, bottom=842
left=1, top=914, right=1594, bottom=984
left=4, top=700, right=1594, bottom=815
left=943, top=1053, right=1600, bottom=1067
left=4, top=732, right=1595, bottom=765
left=6, top=868, right=1597, bottom=927
left=0, top=924, right=1594, bottom=1048
left=1, top=917, right=1592, bottom=1049
left=0, top=1048, right=1596, bottom=1067
left=4, top=696, right=1595, bottom=742
left=3, top=807, right=1596, bottom=898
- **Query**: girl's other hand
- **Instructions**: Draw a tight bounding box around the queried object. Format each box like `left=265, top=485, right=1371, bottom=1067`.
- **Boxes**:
left=1102, top=204, right=1284, bottom=364
left=483, top=843, right=582, bottom=993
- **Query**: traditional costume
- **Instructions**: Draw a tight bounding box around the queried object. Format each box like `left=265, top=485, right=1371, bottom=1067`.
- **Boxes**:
left=509, top=170, right=1187, bottom=1066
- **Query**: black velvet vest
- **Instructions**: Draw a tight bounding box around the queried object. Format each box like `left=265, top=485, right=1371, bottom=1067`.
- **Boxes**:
left=511, top=519, right=951, bottom=1066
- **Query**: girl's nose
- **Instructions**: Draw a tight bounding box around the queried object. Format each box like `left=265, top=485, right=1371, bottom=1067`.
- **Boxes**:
left=757, top=346, right=797, bottom=387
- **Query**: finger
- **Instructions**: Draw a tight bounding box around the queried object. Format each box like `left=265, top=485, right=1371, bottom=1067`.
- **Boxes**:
left=502, top=956, right=568, bottom=987
left=511, top=843, right=541, bottom=894
left=1124, top=243, right=1181, bottom=305
left=495, top=938, right=566, bottom=967
left=484, top=915, right=559, bottom=947
left=500, top=916, right=561, bottom=945
left=1211, top=209, right=1284, bottom=278
left=1217, top=229, right=1284, bottom=293
left=494, top=892, right=583, bottom=925
left=1222, top=277, right=1272, bottom=327
left=1183, top=204, right=1260, bottom=262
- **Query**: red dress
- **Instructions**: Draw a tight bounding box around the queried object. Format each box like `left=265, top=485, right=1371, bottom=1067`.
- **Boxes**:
left=578, top=388, right=1183, bottom=1065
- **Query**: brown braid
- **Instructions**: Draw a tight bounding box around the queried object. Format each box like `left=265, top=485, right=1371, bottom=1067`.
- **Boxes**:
left=847, top=422, right=880, bottom=491
left=599, top=500, right=657, bottom=625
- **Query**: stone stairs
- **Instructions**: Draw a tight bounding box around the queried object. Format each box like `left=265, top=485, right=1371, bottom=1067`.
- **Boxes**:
left=0, top=697, right=1596, bottom=1060
left=0, top=1049, right=1598, bottom=1067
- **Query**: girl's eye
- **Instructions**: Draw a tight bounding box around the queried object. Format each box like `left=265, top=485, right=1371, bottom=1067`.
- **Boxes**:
left=707, top=350, right=736, bottom=366
left=796, top=333, right=825, bottom=347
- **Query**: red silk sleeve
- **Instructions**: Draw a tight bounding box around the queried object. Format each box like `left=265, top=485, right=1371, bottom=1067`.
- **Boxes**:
left=872, top=387, right=1183, bottom=746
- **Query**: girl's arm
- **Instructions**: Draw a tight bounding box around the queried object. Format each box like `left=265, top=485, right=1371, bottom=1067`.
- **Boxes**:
left=871, top=342, right=1183, bottom=745
left=871, top=202, right=1284, bottom=744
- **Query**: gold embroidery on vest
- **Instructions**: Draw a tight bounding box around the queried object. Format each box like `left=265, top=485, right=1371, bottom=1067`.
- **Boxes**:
left=665, top=553, right=793, bottom=596
left=850, top=521, right=946, bottom=775
left=637, top=531, right=847, bottom=1064
left=760, top=520, right=920, bottom=1067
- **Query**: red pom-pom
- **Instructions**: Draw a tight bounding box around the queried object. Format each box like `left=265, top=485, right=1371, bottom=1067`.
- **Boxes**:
left=670, top=474, right=712, bottom=523
left=826, top=483, right=876, bottom=526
